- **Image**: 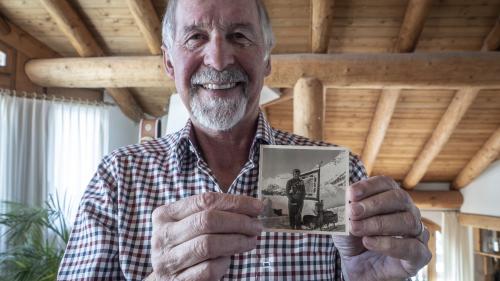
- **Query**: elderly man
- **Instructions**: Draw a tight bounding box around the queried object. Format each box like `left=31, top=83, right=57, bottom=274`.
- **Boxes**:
left=58, top=0, right=431, bottom=280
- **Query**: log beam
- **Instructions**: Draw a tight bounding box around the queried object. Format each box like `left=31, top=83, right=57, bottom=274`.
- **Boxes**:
left=453, top=127, right=500, bottom=189
left=25, top=52, right=500, bottom=89
left=293, top=77, right=323, bottom=140
left=0, top=13, right=59, bottom=58
left=408, top=190, right=463, bottom=210
left=394, top=0, right=433, bottom=53
left=126, top=0, right=162, bottom=55
left=311, top=0, right=335, bottom=53
left=458, top=213, right=500, bottom=231
left=403, top=88, right=479, bottom=189
left=482, top=16, right=500, bottom=52
left=39, top=0, right=143, bottom=122
left=362, top=89, right=400, bottom=175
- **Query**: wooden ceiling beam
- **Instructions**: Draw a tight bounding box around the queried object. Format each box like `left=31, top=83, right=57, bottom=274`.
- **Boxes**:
left=394, top=0, right=433, bottom=53
left=25, top=52, right=500, bottom=89
left=39, top=0, right=143, bottom=122
left=481, top=15, right=500, bottom=51
left=0, top=13, right=59, bottom=58
left=408, top=190, right=463, bottom=210
left=362, top=0, right=432, bottom=175
left=311, top=0, right=335, bottom=53
left=126, top=0, right=162, bottom=55
left=453, top=127, right=500, bottom=189
left=362, top=89, right=400, bottom=175
left=403, top=88, right=479, bottom=189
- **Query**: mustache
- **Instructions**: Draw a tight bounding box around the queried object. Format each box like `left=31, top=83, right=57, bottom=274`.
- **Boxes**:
left=190, top=67, right=249, bottom=85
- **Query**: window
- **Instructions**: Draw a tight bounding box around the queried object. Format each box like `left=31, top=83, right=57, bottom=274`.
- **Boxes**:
left=0, top=50, right=6, bottom=67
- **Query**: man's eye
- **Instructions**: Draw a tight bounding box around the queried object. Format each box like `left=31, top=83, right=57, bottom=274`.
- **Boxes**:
left=188, top=34, right=205, bottom=41
left=230, top=32, right=249, bottom=41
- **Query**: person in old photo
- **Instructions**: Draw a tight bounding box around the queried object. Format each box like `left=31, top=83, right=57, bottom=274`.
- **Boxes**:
left=286, top=169, right=306, bottom=230
left=57, top=0, right=431, bottom=280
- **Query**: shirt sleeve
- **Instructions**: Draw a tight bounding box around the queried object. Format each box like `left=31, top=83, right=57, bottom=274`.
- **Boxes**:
left=57, top=157, right=124, bottom=280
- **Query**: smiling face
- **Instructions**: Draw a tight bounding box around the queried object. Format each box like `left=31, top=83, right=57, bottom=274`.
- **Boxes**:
left=162, top=0, right=271, bottom=132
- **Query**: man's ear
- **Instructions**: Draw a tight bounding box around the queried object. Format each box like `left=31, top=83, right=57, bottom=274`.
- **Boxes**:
left=264, top=57, right=272, bottom=76
left=161, top=46, right=175, bottom=79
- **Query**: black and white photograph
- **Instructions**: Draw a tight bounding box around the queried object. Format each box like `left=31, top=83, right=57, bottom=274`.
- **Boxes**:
left=258, top=145, right=350, bottom=235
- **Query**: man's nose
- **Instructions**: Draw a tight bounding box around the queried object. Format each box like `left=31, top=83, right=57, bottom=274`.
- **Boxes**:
left=203, top=35, right=235, bottom=71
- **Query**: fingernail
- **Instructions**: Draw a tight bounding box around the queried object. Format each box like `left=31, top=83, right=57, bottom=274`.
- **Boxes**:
left=254, top=200, right=264, bottom=211
left=363, top=237, right=377, bottom=247
left=253, top=220, right=264, bottom=232
left=350, top=202, right=364, bottom=216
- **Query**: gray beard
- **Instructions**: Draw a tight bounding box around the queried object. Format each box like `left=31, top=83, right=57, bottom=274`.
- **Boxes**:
left=189, top=87, right=248, bottom=131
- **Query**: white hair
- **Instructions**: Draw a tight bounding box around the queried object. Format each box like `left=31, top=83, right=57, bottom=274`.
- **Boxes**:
left=161, top=0, right=275, bottom=61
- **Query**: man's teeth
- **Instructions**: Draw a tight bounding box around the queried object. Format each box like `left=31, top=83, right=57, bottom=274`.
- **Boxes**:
left=202, top=83, right=237, bottom=90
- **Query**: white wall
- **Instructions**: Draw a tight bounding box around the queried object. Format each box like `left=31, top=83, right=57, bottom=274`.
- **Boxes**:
left=460, top=160, right=500, bottom=217
left=107, top=106, right=139, bottom=153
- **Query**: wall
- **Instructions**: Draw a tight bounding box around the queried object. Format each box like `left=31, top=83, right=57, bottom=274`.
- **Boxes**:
left=107, top=106, right=139, bottom=153
left=460, top=160, right=500, bottom=217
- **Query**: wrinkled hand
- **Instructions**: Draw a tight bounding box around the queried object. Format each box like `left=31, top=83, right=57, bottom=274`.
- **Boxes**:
left=150, top=192, right=263, bottom=281
left=332, top=176, right=432, bottom=281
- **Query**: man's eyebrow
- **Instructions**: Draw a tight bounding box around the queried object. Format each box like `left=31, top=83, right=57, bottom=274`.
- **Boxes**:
left=228, top=23, right=257, bottom=35
left=181, top=22, right=257, bottom=35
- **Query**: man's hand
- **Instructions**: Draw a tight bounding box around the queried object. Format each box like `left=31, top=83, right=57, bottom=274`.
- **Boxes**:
left=150, top=192, right=263, bottom=281
left=332, top=176, right=432, bottom=281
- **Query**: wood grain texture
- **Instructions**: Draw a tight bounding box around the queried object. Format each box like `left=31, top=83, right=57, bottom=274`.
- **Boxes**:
left=482, top=15, right=500, bottom=51
left=126, top=0, right=162, bottom=55
left=362, top=89, right=400, bottom=175
left=311, top=0, right=335, bottom=53
left=293, top=77, right=324, bottom=140
left=407, top=190, right=463, bottom=210
left=453, top=127, right=500, bottom=189
left=403, top=88, right=479, bottom=189
left=394, top=0, right=433, bottom=52
left=25, top=52, right=500, bottom=89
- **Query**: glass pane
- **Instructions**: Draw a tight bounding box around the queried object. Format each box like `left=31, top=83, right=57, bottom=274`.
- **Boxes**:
left=0, top=50, right=6, bottom=67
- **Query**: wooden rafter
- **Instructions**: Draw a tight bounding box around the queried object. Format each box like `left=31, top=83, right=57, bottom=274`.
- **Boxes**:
left=311, top=0, right=335, bottom=53
left=453, top=127, right=500, bottom=189
left=25, top=52, right=500, bottom=89
left=0, top=13, right=59, bottom=58
left=126, top=0, right=162, bottom=55
left=39, top=0, right=143, bottom=122
left=403, top=88, right=479, bottom=189
left=403, top=17, right=500, bottom=189
left=407, top=190, right=463, bottom=210
left=362, top=89, right=400, bottom=175
left=393, top=0, right=433, bottom=53
left=481, top=15, right=500, bottom=51
left=362, top=0, right=433, bottom=176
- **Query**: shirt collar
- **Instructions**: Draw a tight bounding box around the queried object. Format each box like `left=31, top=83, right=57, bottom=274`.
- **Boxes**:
left=173, top=111, right=276, bottom=166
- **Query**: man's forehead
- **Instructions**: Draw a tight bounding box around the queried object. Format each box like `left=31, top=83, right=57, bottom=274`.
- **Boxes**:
left=175, top=0, right=259, bottom=29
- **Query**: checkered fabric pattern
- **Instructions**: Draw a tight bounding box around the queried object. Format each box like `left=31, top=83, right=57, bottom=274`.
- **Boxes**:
left=58, top=112, right=367, bottom=281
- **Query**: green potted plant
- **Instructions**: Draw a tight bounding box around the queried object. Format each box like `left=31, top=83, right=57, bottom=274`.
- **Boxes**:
left=0, top=196, right=70, bottom=281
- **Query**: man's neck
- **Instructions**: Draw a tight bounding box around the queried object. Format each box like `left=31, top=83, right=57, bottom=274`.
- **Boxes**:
left=190, top=111, right=259, bottom=192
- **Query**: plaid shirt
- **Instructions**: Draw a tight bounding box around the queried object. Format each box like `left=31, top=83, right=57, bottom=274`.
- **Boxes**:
left=58, top=113, right=367, bottom=281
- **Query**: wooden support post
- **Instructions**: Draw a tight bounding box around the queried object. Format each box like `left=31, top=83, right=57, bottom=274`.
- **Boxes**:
left=293, top=77, right=324, bottom=140
left=403, top=88, right=479, bottom=189
left=39, top=0, right=143, bottom=122
left=24, top=52, right=500, bottom=89
left=362, top=89, right=400, bottom=175
left=453, top=127, right=500, bottom=189
left=126, top=0, right=162, bottom=55
left=311, top=0, right=335, bottom=53
left=407, top=190, right=463, bottom=210
left=422, top=218, right=441, bottom=281
left=482, top=16, right=500, bottom=52
left=394, top=0, right=433, bottom=53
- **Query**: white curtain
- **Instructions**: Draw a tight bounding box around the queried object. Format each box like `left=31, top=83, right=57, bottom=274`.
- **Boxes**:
left=0, top=89, right=109, bottom=251
left=442, top=212, right=474, bottom=281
